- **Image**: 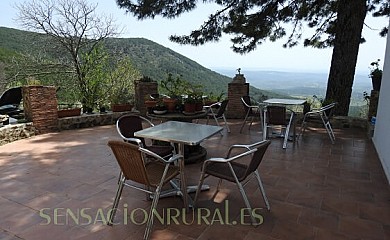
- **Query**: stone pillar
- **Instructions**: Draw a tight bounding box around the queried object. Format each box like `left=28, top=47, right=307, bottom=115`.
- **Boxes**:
left=134, top=80, right=158, bottom=116
left=23, top=86, right=58, bottom=133
left=226, top=73, right=249, bottom=118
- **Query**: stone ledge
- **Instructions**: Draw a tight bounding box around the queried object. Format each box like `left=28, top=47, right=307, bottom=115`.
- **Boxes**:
left=58, top=111, right=137, bottom=131
left=0, top=122, right=37, bottom=146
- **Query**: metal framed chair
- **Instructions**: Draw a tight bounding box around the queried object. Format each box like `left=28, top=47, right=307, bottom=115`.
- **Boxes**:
left=300, top=102, right=337, bottom=144
left=204, top=99, right=230, bottom=133
left=263, top=105, right=295, bottom=149
left=116, top=114, right=175, bottom=158
left=107, top=140, right=182, bottom=240
left=240, top=96, right=263, bottom=133
left=194, top=140, right=271, bottom=225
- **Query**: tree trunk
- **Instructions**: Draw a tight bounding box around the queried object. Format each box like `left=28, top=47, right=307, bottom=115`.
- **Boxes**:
left=325, top=0, right=367, bottom=116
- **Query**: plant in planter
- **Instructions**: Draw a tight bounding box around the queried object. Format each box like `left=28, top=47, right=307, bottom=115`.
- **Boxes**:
left=144, top=94, right=158, bottom=113
left=183, top=94, right=197, bottom=113
left=110, top=88, right=134, bottom=112
left=160, top=73, right=189, bottom=112
left=204, top=91, right=225, bottom=106
left=57, top=103, right=82, bottom=118
left=369, top=59, right=383, bottom=91
left=106, top=56, right=141, bottom=112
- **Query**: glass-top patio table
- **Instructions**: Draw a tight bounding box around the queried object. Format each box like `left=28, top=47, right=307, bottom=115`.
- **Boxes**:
left=134, top=121, right=223, bottom=208
left=262, top=98, right=307, bottom=148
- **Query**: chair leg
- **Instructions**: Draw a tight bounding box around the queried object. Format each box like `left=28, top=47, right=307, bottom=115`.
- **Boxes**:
left=212, top=115, right=224, bottom=136
left=216, top=178, right=223, bottom=192
left=108, top=178, right=125, bottom=226
left=320, top=116, right=335, bottom=144
left=282, top=113, right=294, bottom=149
left=325, top=121, right=336, bottom=144
left=240, top=110, right=251, bottom=133
left=144, top=165, right=171, bottom=240
left=144, top=189, right=160, bottom=240
left=194, top=171, right=207, bottom=206
left=254, top=171, right=270, bottom=211
left=235, top=180, right=258, bottom=225
left=117, top=171, right=123, bottom=185
left=222, top=114, right=231, bottom=133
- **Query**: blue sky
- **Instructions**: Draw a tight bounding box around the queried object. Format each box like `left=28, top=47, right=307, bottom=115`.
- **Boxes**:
left=0, top=0, right=388, bottom=74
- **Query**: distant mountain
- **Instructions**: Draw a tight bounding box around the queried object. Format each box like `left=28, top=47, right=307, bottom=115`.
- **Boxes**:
left=0, top=26, right=286, bottom=100
left=214, top=68, right=372, bottom=106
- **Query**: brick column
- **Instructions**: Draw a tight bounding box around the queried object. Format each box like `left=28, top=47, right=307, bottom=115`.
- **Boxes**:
left=135, top=81, right=158, bottom=116
left=23, top=86, right=58, bottom=133
left=226, top=79, right=249, bottom=118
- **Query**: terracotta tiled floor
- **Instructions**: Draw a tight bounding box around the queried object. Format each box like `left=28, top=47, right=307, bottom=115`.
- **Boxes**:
left=0, top=119, right=389, bottom=240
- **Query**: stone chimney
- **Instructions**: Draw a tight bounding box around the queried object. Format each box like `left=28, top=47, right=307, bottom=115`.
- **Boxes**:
left=227, top=69, right=249, bottom=118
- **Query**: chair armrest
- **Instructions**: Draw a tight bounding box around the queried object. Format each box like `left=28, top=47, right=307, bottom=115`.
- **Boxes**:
left=226, top=140, right=268, bottom=158
left=166, top=154, right=184, bottom=163
left=121, top=137, right=143, bottom=146
left=209, top=102, right=221, bottom=108
left=140, top=147, right=183, bottom=163
left=205, top=157, right=229, bottom=163
left=223, top=148, right=257, bottom=162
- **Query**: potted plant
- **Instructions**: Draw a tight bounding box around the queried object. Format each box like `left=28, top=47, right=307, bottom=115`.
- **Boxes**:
left=204, top=91, right=225, bottom=106
left=369, top=59, right=383, bottom=91
left=153, top=98, right=168, bottom=114
left=160, top=73, right=188, bottom=112
left=57, top=103, right=82, bottom=118
left=144, top=94, right=158, bottom=113
left=184, top=94, right=197, bottom=113
left=110, top=88, right=134, bottom=112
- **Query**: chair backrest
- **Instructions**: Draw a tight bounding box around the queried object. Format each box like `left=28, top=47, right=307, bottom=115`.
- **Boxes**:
left=0, top=87, right=22, bottom=106
left=215, top=99, right=229, bottom=118
left=108, top=140, right=150, bottom=186
left=116, top=114, right=153, bottom=146
left=245, top=140, right=271, bottom=178
left=266, top=106, right=287, bottom=125
left=320, top=102, right=337, bottom=120
left=241, top=96, right=252, bottom=113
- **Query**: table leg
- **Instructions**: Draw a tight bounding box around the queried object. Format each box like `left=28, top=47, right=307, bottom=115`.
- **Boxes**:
left=178, top=143, right=189, bottom=210
left=263, top=109, right=267, bottom=140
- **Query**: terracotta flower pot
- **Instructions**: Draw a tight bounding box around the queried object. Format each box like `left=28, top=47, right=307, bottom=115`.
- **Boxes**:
left=184, top=103, right=196, bottom=113
left=58, top=108, right=81, bottom=118
left=111, top=104, right=133, bottom=112
left=163, top=98, right=178, bottom=112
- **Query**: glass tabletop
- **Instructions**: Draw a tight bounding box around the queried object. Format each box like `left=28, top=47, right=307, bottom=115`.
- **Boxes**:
left=263, top=98, right=306, bottom=105
left=134, top=121, right=223, bottom=146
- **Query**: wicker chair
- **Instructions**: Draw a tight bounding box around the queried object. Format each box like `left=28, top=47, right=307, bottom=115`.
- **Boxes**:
left=116, top=114, right=174, bottom=158
left=194, top=140, right=271, bottom=225
left=107, top=140, right=182, bottom=240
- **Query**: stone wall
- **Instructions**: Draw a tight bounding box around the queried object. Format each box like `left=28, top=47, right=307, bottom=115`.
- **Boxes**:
left=0, top=123, right=36, bottom=146
left=23, top=86, right=58, bottom=133
left=58, top=111, right=134, bottom=131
